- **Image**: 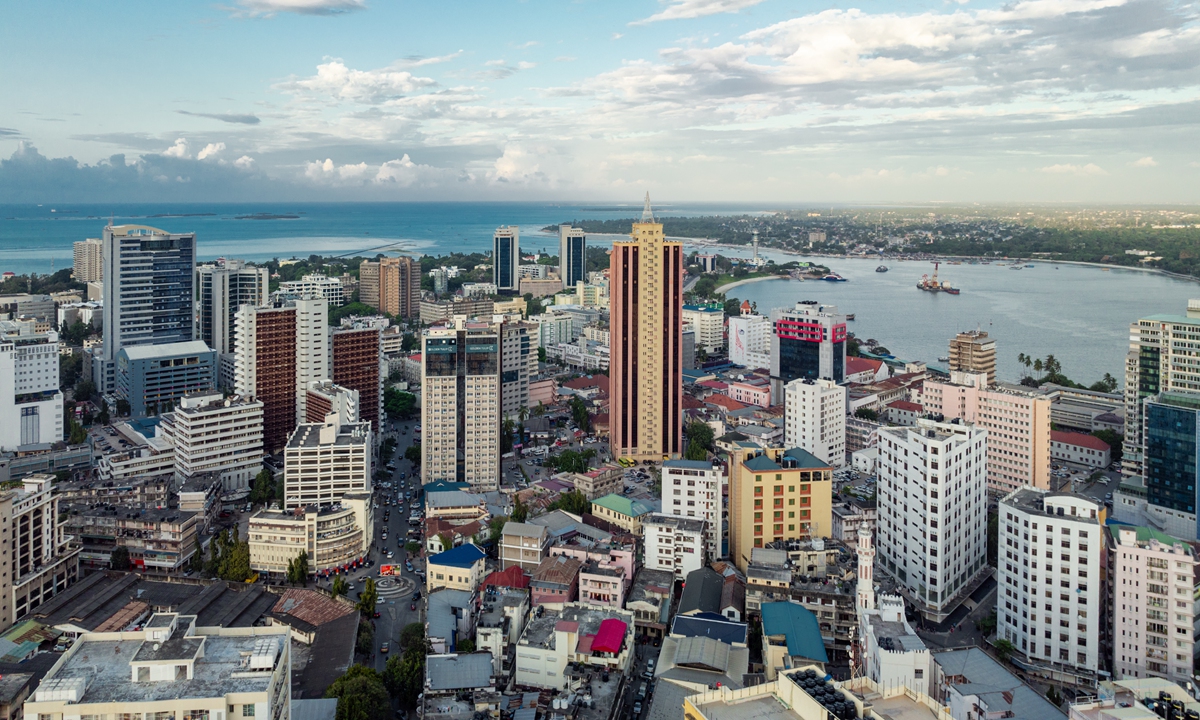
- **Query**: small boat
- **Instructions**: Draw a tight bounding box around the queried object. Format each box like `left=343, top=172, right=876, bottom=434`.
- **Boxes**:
left=1025, top=264, right=1035, bottom=268
left=876, top=265, right=888, bottom=273
left=938, top=356, right=949, bottom=362
left=846, top=314, right=856, bottom=321
left=822, top=273, right=848, bottom=282
left=1010, top=265, right=1023, bottom=270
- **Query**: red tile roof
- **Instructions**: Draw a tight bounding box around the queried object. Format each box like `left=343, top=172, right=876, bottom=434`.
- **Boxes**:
left=682, top=396, right=705, bottom=410
left=271, top=588, right=356, bottom=627
left=482, top=565, right=530, bottom=589
left=706, top=395, right=748, bottom=412
left=887, top=400, right=923, bottom=412
left=1051, top=430, right=1110, bottom=452
left=563, top=375, right=610, bottom=392
left=846, top=357, right=884, bottom=375
left=698, top=380, right=729, bottom=390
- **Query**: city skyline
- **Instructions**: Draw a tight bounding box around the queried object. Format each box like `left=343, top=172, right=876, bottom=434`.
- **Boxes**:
left=3, top=0, right=1199, bottom=203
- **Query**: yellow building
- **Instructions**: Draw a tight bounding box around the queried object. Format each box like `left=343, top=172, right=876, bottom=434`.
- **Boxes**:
left=728, top=445, right=834, bottom=572
left=590, top=493, right=655, bottom=535
left=248, top=493, right=373, bottom=578
left=426, top=542, right=487, bottom=593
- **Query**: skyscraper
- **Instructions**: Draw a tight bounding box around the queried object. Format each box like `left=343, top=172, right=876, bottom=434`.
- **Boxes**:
left=559, top=224, right=586, bottom=291
left=493, top=226, right=520, bottom=292
left=195, top=259, right=270, bottom=355
left=948, top=330, right=996, bottom=385
left=95, top=224, right=197, bottom=393
left=379, top=256, right=421, bottom=319
left=610, top=194, right=683, bottom=462
left=331, top=326, right=382, bottom=432
left=359, top=259, right=380, bottom=309
left=784, top=378, right=847, bottom=467
left=768, top=301, right=847, bottom=399
left=0, top=321, right=63, bottom=451
left=1143, top=392, right=1200, bottom=539
left=72, top=238, right=102, bottom=283
left=500, top=321, right=536, bottom=417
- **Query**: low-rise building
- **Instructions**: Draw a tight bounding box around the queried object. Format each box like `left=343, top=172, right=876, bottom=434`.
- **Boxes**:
left=63, top=505, right=198, bottom=571
left=590, top=493, right=654, bottom=535
left=427, top=543, right=488, bottom=593
left=643, top=514, right=708, bottom=579
left=531, top=554, right=582, bottom=608
left=931, top=647, right=1066, bottom=720
left=860, top=594, right=930, bottom=695
left=55, top=473, right=172, bottom=509
left=1050, top=430, right=1111, bottom=468
left=95, top=422, right=175, bottom=483
left=578, top=559, right=626, bottom=608
left=500, top=521, right=549, bottom=572
left=512, top=603, right=634, bottom=688
left=761, top=601, right=829, bottom=680
left=427, top=490, right=491, bottom=525
left=627, top=568, right=674, bottom=641
left=564, top=465, right=623, bottom=501
left=248, top=494, right=373, bottom=578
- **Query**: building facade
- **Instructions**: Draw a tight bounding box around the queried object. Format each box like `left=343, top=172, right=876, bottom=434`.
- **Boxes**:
left=72, top=237, right=103, bottom=283
left=1143, top=392, right=1200, bottom=539
left=493, top=226, right=520, bottom=292
left=610, top=196, right=684, bottom=462
left=2, top=475, right=80, bottom=631
left=331, top=326, right=382, bottom=432
left=728, top=309, right=772, bottom=370
left=115, top=341, right=218, bottom=418
left=379, top=256, right=421, bottom=318
left=195, top=259, right=270, bottom=357
left=948, top=330, right=996, bottom=385
left=0, top=321, right=63, bottom=451
left=1050, top=430, right=1111, bottom=468
left=64, top=506, right=199, bottom=570
left=157, top=392, right=264, bottom=492
left=559, top=225, right=586, bottom=291
left=785, top=378, right=847, bottom=467
left=500, top=321, right=536, bottom=416
left=283, top=420, right=373, bottom=509
left=642, top=514, right=707, bottom=579
left=683, top=304, right=725, bottom=353
left=661, top=459, right=723, bottom=562
left=249, top=494, right=373, bottom=576
left=279, top=273, right=345, bottom=307
left=769, top=301, right=847, bottom=398
left=359, top=259, right=381, bottom=308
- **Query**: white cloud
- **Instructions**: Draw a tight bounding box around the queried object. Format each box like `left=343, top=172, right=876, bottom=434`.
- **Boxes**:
left=234, top=155, right=256, bottom=169
left=490, top=143, right=553, bottom=185
left=304, top=155, right=455, bottom=186
left=632, top=0, right=767, bottom=25
left=1132, top=156, right=1158, bottom=167
left=1040, top=163, right=1109, bottom=176
left=231, top=0, right=366, bottom=17
left=197, top=142, right=226, bottom=160
left=611, top=33, right=624, bottom=40
left=162, top=138, right=190, bottom=159
left=276, top=59, right=437, bottom=104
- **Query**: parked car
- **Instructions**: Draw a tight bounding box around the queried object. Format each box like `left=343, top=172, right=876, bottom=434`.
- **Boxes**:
left=380, top=643, right=389, bottom=653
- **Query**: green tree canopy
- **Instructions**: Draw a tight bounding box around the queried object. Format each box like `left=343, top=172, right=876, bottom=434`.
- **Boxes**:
left=326, top=664, right=390, bottom=720
left=548, top=490, right=591, bottom=516
left=357, top=578, right=378, bottom=615
left=110, top=546, right=132, bottom=570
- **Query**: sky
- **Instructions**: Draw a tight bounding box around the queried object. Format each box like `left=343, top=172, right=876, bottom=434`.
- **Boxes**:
left=1, top=0, right=1198, bottom=204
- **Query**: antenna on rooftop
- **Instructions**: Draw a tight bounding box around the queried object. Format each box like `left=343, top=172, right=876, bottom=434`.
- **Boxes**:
left=642, top=192, right=654, bottom=223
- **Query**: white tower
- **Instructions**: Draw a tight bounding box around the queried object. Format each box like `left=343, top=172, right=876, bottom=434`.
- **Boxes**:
left=752, top=230, right=760, bottom=265
left=856, top=525, right=876, bottom=612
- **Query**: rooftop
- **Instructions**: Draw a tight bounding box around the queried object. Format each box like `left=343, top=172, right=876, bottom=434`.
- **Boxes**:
left=743, top=447, right=831, bottom=472
left=428, top=491, right=487, bottom=509
left=517, top=604, right=634, bottom=653
left=532, top=554, right=582, bottom=586
left=427, top=653, right=495, bottom=692
left=286, top=421, right=371, bottom=449
left=760, top=602, right=828, bottom=663
left=1049, top=430, right=1111, bottom=451
left=591, top=493, right=653, bottom=518
left=645, top=513, right=707, bottom=534
left=429, top=543, right=487, bottom=569
left=119, top=340, right=213, bottom=361
left=427, top=589, right=474, bottom=646
left=679, top=568, right=725, bottom=616
left=671, top=613, right=748, bottom=646
left=502, top=521, right=547, bottom=539
left=1002, top=488, right=1101, bottom=522
left=932, top=647, right=1065, bottom=720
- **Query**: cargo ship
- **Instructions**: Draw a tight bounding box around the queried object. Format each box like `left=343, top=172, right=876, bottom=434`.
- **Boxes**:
left=917, top=262, right=961, bottom=295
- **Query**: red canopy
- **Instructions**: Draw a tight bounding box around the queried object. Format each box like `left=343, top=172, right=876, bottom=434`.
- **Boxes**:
left=592, top=618, right=627, bottom=654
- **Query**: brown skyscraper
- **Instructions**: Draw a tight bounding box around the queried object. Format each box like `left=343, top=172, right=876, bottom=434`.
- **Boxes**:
left=359, top=260, right=380, bottom=309
left=332, top=327, right=381, bottom=432
left=236, top=307, right=297, bottom=452
left=610, top=194, right=683, bottom=462
left=948, top=329, right=997, bottom=385
left=379, top=256, right=421, bottom=319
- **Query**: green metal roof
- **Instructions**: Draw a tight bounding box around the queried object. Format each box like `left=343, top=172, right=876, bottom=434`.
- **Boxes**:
left=742, top=454, right=781, bottom=472
left=1109, top=523, right=1194, bottom=554
left=592, top=493, right=653, bottom=518
left=781, top=447, right=830, bottom=469
left=760, top=602, right=828, bottom=663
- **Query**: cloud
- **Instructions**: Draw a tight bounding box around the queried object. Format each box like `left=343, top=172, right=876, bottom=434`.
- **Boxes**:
left=632, top=0, right=767, bottom=25
left=230, top=0, right=366, bottom=17
left=177, top=110, right=261, bottom=125
left=197, top=142, right=226, bottom=160
left=234, top=155, right=256, bottom=169
left=515, top=41, right=540, bottom=49
left=276, top=59, right=437, bottom=104
left=1132, top=156, right=1158, bottom=166
left=611, top=33, right=624, bottom=40
left=476, top=60, right=536, bottom=80
left=555, top=56, right=577, bottom=63
left=0, top=128, right=22, bottom=138
left=395, top=52, right=463, bottom=68
left=304, top=154, right=457, bottom=187
left=1040, top=163, right=1109, bottom=176
left=162, top=138, right=191, bottom=159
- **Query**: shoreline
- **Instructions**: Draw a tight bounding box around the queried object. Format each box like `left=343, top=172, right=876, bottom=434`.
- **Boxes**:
left=715, top=275, right=793, bottom=294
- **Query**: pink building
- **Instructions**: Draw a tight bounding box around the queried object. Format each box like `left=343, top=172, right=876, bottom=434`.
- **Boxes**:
left=529, top=377, right=557, bottom=408
left=578, top=559, right=627, bottom=607
left=531, top=555, right=581, bottom=607
left=549, top=539, right=636, bottom=582
left=726, top=378, right=771, bottom=408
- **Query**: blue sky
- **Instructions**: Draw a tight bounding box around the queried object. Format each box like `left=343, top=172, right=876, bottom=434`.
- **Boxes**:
left=2, top=0, right=1198, bottom=203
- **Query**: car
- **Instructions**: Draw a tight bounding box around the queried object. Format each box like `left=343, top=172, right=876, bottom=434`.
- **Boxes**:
left=633, top=701, right=643, bottom=715
left=387, top=551, right=395, bottom=558
left=1105, top=492, right=1113, bottom=500
left=410, top=603, right=417, bottom=611
left=412, top=591, right=421, bottom=601
left=376, top=597, right=384, bottom=604
left=380, top=643, right=389, bottom=653
left=373, top=611, right=381, bottom=618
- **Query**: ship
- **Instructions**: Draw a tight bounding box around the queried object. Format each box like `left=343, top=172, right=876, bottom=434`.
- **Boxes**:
left=846, top=313, right=856, bottom=321
left=876, top=265, right=888, bottom=272
left=916, top=262, right=961, bottom=295
left=822, top=273, right=848, bottom=282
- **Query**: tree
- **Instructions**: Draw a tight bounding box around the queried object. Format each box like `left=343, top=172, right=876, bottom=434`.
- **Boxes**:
left=115, top=398, right=131, bottom=416
left=723, top=297, right=742, bottom=317
left=400, top=622, right=426, bottom=650
left=331, top=575, right=349, bottom=599
left=220, top=528, right=252, bottom=582
left=548, top=490, right=590, bottom=516
left=533, top=401, right=545, bottom=418
left=456, top=638, right=476, bottom=653
left=404, top=445, right=421, bottom=465
left=384, top=387, right=417, bottom=419
left=326, top=664, right=390, bottom=720
left=501, top=417, right=515, bottom=455
left=487, top=516, right=507, bottom=544
left=205, top=531, right=223, bottom=577
left=401, top=333, right=418, bottom=352
left=96, top=400, right=109, bottom=426
left=854, top=407, right=879, bottom=422
left=110, top=546, right=132, bottom=571
left=356, top=622, right=375, bottom=654
left=394, top=646, right=426, bottom=708
left=189, top=538, right=205, bottom=573
left=1090, top=372, right=1119, bottom=394
left=511, top=495, right=529, bottom=523
left=684, top=420, right=715, bottom=461
left=250, top=469, right=276, bottom=506
left=437, top=532, right=454, bottom=553
left=357, top=577, right=378, bottom=615
left=568, top=396, right=591, bottom=432
left=994, top=638, right=1015, bottom=662
left=73, top=379, right=96, bottom=401
left=1047, top=687, right=1063, bottom=707
left=537, top=346, right=547, bottom=363
left=66, top=416, right=87, bottom=445
left=977, top=611, right=997, bottom=636
left=543, top=449, right=596, bottom=474
left=1092, top=429, right=1123, bottom=462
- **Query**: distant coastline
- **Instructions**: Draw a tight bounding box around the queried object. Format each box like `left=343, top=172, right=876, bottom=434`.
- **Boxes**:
left=715, top=275, right=790, bottom=294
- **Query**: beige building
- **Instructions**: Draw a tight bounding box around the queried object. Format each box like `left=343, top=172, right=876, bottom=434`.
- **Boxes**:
left=158, top=392, right=265, bottom=493
left=73, top=238, right=104, bottom=283
left=500, top=521, right=549, bottom=572
left=379, top=256, right=421, bottom=319
left=923, top=370, right=1051, bottom=494
left=63, top=505, right=199, bottom=571
left=24, top=613, right=291, bottom=720
left=283, top=419, right=372, bottom=509
left=948, top=330, right=996, bottom=385
left=590, top=493, right=654, bottom=535
left=565, top=464, right=624, bottom=500
left=2, top=475, right=81, bottom=631
left=359, top=258, right=380, bottom=308
left=249, top=493, right=373, bottom=577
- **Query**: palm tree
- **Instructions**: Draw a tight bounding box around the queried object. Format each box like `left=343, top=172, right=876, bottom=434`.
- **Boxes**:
left=533, top=401, right=545, bottom=418
left=1017, top=353, right=1028, bottom=377
left=1033, top=358, right=1043, bottom=375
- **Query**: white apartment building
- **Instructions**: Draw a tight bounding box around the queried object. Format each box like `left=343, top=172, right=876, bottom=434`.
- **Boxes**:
left=785, top=378, right=847, bottom=467
left=661, top=459, right=723, bottom=562
left=997, top=488, right=1103, bottom=682
left=279, top=273, right=345, bottom=307
left=876, top=419, right=989, bottom=622
left=0, top=321, right=63, bottom=451
left=283, top=419, right=373, bottom=509
left=531, top=312, right=575, bottom=348
left=728, top=311, right=772, bottom=369
left=642, top=514, right=707, bottom=579
left=24, top=614, right=291, bottom=720
left=1, top=475, right=81, bottom=630
left=250, top=493, right=373, bottom=576
left=157, top=392, right=265, bottom=492
left=923, top=370, right=1052, bottom=494
left=294, top=296, right=328, bottom=423
left=683, top=304, right=725, bottom=353
left=306, top=379, right=360, bottom=425
left=96, top=423, right=176, bottom=482
left=1111, top=525, right=1200, bottom=686
left=72, top=237, right=103, bottom=283
left=195, top=259, right=270, bottom=357
left=501, top=321, right=536, bottom=416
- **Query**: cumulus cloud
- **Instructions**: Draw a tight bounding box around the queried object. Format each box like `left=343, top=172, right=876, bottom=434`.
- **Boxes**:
left=231, top=0, right=366, bottom=17
left=632, top=0, right=767, bottom=25
left=235, top=155, right=256, bottom=169
left=1132, top=156, right=1158, bottom=166
left=177, top=110, right=261, bottom=125
left=162, top=138, right=191, bottom=159
left=1040, top=163, right=1109, bottom=176
left=276, top=59, right=437, bottom=104
left=304, top=155, right=456, bottom=187
left=197, top=142, right=226, bottom=160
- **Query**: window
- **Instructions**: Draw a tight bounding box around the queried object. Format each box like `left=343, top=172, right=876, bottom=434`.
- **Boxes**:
left=137, top=666, right=150, bottom=682
left=243, top=705, right=257, bottom=717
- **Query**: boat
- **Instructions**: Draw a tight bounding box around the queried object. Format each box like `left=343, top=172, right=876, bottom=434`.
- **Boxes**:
left=876, top=265, right=888, bottom=273
left=938, top=356, right=949, bottom=362
left=822, top=273, right=848, bottom=282
left=1025, top=264, right=1035, bottom=268
left=846, top=314, right=856, bottom=321
left=916, top=262, right=961, bottom=295
left=1010, top=265, right=1023, bottom=270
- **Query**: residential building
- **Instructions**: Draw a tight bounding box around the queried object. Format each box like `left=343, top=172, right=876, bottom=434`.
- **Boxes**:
left=643, top=514, right=708, bottom=579
left=24, top=614, right=291, bottom=720
left=462, top=282, right=498, bottom=298
left=63, top=505, right=198, bottom=570
left=379, top=256, right=421, bottom=318
left=590, top=493, right=654, bottom=535
left=559, top=224, right=586, bottom=291
left=249, top=493, right=373, bottom=577
left=1109, top=524, right=1200, bottom=686
left=531, top=312, right=575, bottom=348
left=1050, top=431, right=1111, bottom=468
left=421, top=317, right=502, bottom=490
left=279, top=273, right=345, bottom=307
left=501, top=321, right=536, bottom=416
left=331, top=326, right=381, bottom=432
left=885, top=400, right=923, bottom=426
left=579, top=559, right=627, bottom=607
left=425, top=490, right=489, bottom=524
left=493, top=226, right=520, bottom=292
left=760, top=601, right=829, bottom=680
left=305, top=380, right=359, bottom=425
left=0, top=321, right=63, bottom=451
left=512, top=604, right=634, bottom=687
left=769, top=301, right=848, bottom=398
left=500, top=521, right=549, bottom=572
left=727, top=444, right=834, bottom=572
left=564, top=464, right=623, bottom=500
left=0, top=475, right=80, bottom=632
left=427, top=543, right=488, bottom=593
left=610, top=195, right=684, bottom=462
left=195, top=259, right=270, bottom=357
left=283, top=419, right=372, bottom=509
left=785, top=378, right=847, bottom=467
left=359, top=259, right=380, bottom=308
left=661, top=459, right=723, bottom=562
left=930, top=647, right=1066, bottom=720
left=627, top=568, right=674, bottom=640
left=157, top=392, right=264, bottom=492
left=728, top=377, right=772, bottom=408
left=728, top=306, right=772, bottom=369
left=997, top=489, right=1104, bottom=684
left=1142, top=391, right=1200, bottom=539
left=546, top=337, right=609, bottom=372
left=876, top=420, right=989, bottom=622
left=57, top=473, right=172, bottom=509
left=72, top=237, right=103, bottom=283
left=684, top=303, right=726, bottom=353
left=115, top=340, right=217, bottom=418
left=531, top=554, right=582, bottom=607
left=948, top=330, right=996, bottom=385
left=95, top=224, right=197, bottom=393
left=96, top=422, right=176, bottom=482
left=520, top=263, right=548, bottom=279
left=923, top=371, right=1052, bottom=494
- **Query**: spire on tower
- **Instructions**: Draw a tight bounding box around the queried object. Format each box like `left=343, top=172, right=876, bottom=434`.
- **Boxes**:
left=642, top=192, right=654, bottom=223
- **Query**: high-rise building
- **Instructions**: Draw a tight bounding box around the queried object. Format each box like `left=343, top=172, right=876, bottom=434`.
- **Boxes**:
left=1143, top=391, right=1200, bottom=539
left=501, top=321, right=536, bottom=416
left=728, top=303, right=771, bottom=369
left=157, top=392, right=264, bottom=492
left=0, top=475, right=80, bottom=632
left=876, top=419, right=989, bottom=622
left=660, top=459, right=723, bottom=562
left=421, top=317, right=502, bottom=490
left=727, top=443, right=833, bottom=571
left=1123, top=300, right=1200, bottom=476
left=115, top=341, right=218, bottom=418
left=948, top=330, right=996, bottom=385
left=922, top=370, right=1052, bottom=494
left=559, top=224, right=586, bottom=291
left=72, top=237, right=103, bottom=283
left=305, top=380, right=360, bottom=425
left=195, top=259, right=270, bottom=356
left=430, top=267, right=450, bottom=296
left=283, top=418, right=372, bottom=509
left=682, top=303, right=725, bottom=353
left=95, top=224, right=197, bottom=393
left=379, top=256, right=421, bottom=319
left=1110, top=524, right=1200, bottom=686
left=997, top=489, right=1103, bottom=683
left=610, top=195, right=684, bottom=462
left=331, top=326, right=381, bottom=432
left=493, top=226, right=520, bottom=292
left=769, top=301, right=847, bottom=399
left=359, top=259, right=380, bottom=308
left=0, top=321, right=63, bottom=451
left=784, top=378, right=847, bottom=467
left=278, top=273, right=345, bottom=307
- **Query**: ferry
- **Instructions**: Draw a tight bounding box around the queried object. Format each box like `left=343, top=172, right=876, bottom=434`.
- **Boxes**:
left=822, top=273, right=848, bottom=282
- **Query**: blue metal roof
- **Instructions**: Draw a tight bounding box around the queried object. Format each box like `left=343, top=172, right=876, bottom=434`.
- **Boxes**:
left=760, top=602, right=828, bottom=663
left=429, top=542, right=486, bottom=569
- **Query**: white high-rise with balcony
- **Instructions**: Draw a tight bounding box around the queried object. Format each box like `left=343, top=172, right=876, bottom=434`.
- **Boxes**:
left=158, top=392, right=264, bottom=492
left=661, top=459, right=724, bottom=561
left=785, top=378, right=847, bottom=467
